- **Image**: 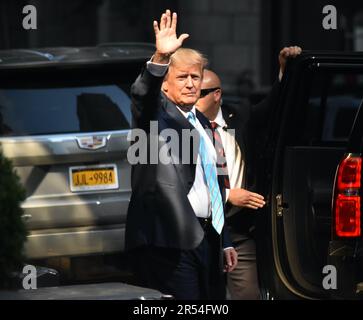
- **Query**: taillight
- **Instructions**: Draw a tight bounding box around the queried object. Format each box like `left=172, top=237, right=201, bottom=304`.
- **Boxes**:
left=337, top=157, right=361, bottom=190
left=334, top=156, right=361, bottom=238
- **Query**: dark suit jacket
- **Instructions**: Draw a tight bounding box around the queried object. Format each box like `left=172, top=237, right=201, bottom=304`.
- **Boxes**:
left=125, top=66, right=232, bottom=251
left=223, top=82, right=280, bottom=239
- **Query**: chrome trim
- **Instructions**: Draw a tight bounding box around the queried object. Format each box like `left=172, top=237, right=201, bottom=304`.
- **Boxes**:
left=0, top=129, right=130, bottom=143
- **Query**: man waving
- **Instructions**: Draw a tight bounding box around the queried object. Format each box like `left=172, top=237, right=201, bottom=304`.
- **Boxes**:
left=125, top=10, right=237, bottom=300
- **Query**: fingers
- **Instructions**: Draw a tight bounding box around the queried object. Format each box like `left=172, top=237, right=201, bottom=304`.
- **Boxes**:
left=294, top=46, right=302, bottom=55
left=225, top=251, right=232, bottom=267
left=279, top=47, right=291, bottom=59
left=246, top=191, right=265, bottom=208
left=157, top=10, right=180, bottom=34
left=228, top=188, right=266, bottom=208
left=224, top=249, right=238, bottom=272
left=165, top=9, right=171, bottom=29
left=288, top=45, right=302, bottom=57
left=280, top=45, right=302, bottom=58
left=178, top=33, right=190, bottom=45
left=251, top=196, right=266, bottom=207
left=224, top=249, right=233, bottom=272
left=160, top=12, right=167, bottom=30
left=245, top=198, right=265, bottom=209
left=250, top=202, right=264, bottom=209
left=250, top=191, right=264, bottom=200
left=278, top=46, right=301, bottom=78
left=153, top=21, right=159, bottom=35
left=246, top=202, right=264, bottom=209
left=246, top=204, right=260, bottom=210
left=230, top=250, right=238, bottom=272
left=171, top=12, right=177, bottom=31
left=279, top=47, right=289, bottom=56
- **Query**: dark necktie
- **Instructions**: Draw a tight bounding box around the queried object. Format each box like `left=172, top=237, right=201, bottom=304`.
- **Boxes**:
left=210, top=121, right=230, bottom=189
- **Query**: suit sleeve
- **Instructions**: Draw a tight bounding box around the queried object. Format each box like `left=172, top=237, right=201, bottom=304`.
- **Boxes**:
left=130, top=65, right=165, bottom=130
left=222, top=225, right=233, bottom=249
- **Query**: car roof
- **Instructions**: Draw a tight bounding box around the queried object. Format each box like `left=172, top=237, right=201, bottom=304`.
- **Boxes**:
left=0, top=43, right=155, bottom=68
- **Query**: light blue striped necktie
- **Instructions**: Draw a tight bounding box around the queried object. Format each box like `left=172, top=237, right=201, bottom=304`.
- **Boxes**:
left=187, top=111, right=224, bottom=234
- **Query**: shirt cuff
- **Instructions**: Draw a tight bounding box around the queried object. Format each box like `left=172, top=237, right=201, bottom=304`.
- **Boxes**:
left=146, top=56, right=170, bottom=77
left=223, top=247, right=234, bottom=251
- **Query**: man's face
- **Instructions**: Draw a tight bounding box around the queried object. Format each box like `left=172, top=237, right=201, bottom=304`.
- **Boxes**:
left=195, top=86, right=217, bottom=114
left=195, top=85, right=221, bottom=119
left=163, top=63, right=202, bottom=107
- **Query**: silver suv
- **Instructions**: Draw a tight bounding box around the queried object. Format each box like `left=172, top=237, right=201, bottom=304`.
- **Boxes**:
left=0, top=44, right=154, bottom=262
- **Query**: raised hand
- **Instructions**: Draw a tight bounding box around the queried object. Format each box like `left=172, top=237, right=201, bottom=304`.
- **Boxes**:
left=152, top=9, right=189, bottom=63
left=278, top=46, right=302, bottom=80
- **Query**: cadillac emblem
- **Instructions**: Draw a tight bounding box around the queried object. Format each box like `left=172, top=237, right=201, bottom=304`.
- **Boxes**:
left=76, top=135, right=107, bottom=150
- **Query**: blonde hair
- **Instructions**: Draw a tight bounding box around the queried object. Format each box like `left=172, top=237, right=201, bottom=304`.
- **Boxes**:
left=170, top=48, right=208, bottom=71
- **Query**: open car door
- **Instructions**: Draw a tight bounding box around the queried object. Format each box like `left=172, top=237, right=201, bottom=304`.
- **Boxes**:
left=255, top=52, right=363, bottom=299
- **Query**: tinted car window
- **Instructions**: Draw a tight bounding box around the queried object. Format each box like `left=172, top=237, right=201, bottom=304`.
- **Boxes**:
left=298, top=71, right=363, bottom=145
left=0, top=84, right=131, bottom=136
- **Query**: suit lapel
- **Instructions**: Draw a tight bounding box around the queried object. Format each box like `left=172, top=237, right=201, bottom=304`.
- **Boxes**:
left=159, top=94, right=198, bottom=190
left=222, top=106, right=246, bottom=157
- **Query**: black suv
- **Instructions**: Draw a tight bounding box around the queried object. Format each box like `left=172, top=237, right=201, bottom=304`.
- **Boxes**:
left=254, top=51, right=363, bottom=299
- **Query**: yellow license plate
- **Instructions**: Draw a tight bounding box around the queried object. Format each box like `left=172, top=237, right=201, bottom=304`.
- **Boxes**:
left=69, top=164, right=119, bottom=192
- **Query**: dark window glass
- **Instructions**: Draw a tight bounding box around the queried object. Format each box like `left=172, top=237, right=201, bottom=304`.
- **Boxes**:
left=0, top=85, right=131, bottom=136
left=299, top=71, right=363, bottom=145
left=332, top=106, right=359, bottom=139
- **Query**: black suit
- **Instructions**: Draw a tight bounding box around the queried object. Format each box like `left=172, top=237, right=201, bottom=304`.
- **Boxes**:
left=125, top=66, right=231, bottom=299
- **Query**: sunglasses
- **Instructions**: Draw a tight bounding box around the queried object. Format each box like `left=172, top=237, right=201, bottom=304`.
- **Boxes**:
left=200, top=87, right=220, bottom=98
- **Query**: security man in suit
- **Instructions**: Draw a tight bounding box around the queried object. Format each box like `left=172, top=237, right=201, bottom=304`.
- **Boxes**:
left=125, top=9, right=237, bottom=300
left=195, top=45, right=302, bottom=299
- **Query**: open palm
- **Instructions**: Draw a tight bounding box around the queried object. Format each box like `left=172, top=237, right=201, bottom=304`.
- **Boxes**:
left=153, top=10, right=189, bottom=55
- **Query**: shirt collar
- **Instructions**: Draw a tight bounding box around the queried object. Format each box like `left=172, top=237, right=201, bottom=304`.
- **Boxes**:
left=212, top=107, right=226, bottom=128
left=176, top=105, right=196, bottom=119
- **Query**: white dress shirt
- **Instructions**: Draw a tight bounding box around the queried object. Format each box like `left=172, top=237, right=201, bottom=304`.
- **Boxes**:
left=212, top=108, right=245, bottom=217
left=176, top=106, right=217, bottom=218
